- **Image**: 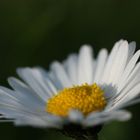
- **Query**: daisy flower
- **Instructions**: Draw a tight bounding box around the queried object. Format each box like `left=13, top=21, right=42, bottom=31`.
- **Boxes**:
left=0, top=39, right=140, bottom=140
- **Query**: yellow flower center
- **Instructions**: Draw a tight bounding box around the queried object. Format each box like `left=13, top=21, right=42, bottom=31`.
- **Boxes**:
left=46, top=83, right=106, bottom=117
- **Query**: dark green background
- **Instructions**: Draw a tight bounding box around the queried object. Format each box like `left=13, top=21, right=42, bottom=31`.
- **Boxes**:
left=0, top=0, right=140, bottom=140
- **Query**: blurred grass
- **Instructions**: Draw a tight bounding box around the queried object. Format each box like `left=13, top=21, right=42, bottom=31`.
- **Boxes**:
left=0, top=0, right=140, bottom=140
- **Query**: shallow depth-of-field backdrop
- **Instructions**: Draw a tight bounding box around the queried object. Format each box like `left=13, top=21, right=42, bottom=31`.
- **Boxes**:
left=0, top=0, right=140, bottom=140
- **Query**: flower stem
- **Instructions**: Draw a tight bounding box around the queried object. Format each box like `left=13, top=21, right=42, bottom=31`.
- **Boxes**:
left=58, top=124, right=101, bottom=140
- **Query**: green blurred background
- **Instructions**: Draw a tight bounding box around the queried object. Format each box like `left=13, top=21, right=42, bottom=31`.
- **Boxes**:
left=0, top=0, right=140, bottom=140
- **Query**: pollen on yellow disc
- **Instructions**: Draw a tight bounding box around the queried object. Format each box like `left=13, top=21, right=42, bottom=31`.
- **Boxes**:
left=46, top=83, right=106, bottom=117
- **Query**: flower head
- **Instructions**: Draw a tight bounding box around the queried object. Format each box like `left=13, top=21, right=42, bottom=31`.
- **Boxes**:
left=0, top=40, right=139, bottom=131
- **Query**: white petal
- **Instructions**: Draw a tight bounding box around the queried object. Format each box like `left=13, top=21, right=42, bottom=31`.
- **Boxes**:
left=63, top=54, right=78, bottom=85
left=101, top=40, right=123, bottom=84
left=117, top=50, right=140, bottom=91
left=93, top=48, right=108, bottom=84
left=106, top=73, right=140, bottom=109
left=34, top=67, right=58, bottom=94
left=120, top=97, right=140, bottom=108
left=68, top=109, right=84, bottom=123
left=78, top=45, right=94, bottom=84
left=83, top=110, right=131, bottom=127
left=50, top=61, right=72, bottom=88
left=107, top=41, right=129, bottom=85
left=7, top=77, right=45, bottom=109
left=14, top=114, right=62, bottom=128
left=108, top=83, right=140, bottom=110
left=107, top=62, right=140, bottom=103
left=17, top=68, right=55, bottom=102
left=127, top=41, right=136, bottom=62
left=0, top=87, right=42, bottom=113
left=101, top=84, right=117, bottom=99
left=0, top=103, right=63, bottom=128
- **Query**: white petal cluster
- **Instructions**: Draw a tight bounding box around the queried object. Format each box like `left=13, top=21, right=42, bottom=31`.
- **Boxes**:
left=0, top=40, right=139, bottom=128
